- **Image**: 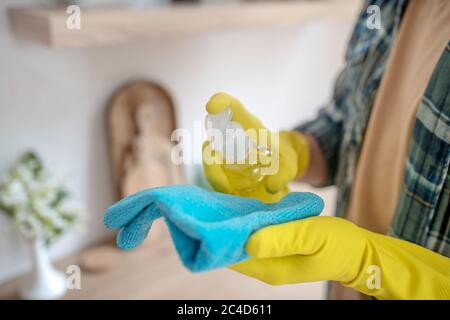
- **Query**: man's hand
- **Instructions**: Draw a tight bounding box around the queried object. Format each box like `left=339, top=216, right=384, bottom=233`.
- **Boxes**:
left=230, top=216, right=450, bottom=300
left=202, top=92, right=310, bottom=203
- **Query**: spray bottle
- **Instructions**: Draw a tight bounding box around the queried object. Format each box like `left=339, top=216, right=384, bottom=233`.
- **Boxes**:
left=205, top=108, right=273, bottom=197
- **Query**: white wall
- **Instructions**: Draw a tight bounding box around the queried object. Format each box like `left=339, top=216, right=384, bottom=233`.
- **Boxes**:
left=0, top=0, right=353, bottom=284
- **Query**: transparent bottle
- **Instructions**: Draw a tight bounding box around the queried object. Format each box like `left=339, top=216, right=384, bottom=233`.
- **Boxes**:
left=205, top=108, right=272, bottom=197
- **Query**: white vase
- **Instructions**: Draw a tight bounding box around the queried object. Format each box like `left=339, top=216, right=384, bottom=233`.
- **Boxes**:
left=19, top=238, right=67, bottom=300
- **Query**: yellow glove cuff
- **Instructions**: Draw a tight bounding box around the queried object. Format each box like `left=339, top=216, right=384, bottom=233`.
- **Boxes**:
left=279, top=131, right=310, bottom=180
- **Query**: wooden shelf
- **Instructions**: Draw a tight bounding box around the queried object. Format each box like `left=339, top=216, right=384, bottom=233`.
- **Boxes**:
left=8, top=0, right=359, bottom=48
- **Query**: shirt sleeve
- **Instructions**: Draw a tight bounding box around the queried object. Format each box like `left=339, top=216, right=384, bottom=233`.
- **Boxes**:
left=295, top=69, right=349, bottom=186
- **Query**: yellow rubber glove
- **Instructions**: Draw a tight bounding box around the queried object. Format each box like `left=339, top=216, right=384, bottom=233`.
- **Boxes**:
left=230, top=216, right=450, bottom=300
left=202, top=92, right=310, bottom=203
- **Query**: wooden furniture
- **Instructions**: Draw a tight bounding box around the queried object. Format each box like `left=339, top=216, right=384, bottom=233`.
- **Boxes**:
left=0, top=183, right=335, bottom=300
left=8, top=0, right=360, bottom=48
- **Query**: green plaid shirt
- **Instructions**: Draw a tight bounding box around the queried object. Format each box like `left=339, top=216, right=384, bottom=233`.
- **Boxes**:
left=297, top=0, right=450, bottom=257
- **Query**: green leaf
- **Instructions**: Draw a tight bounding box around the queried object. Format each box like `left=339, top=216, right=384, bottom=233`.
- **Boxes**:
left=50, top=189, right=68, bottom=208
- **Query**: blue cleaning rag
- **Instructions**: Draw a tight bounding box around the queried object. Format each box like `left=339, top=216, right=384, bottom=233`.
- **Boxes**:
left=104, top=184, right=323, bottom=272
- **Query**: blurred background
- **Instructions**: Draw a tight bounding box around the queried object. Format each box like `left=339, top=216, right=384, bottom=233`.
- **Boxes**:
left=0, top=0, right=358, bottom=299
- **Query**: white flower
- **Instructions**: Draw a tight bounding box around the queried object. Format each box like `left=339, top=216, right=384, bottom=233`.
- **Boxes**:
left=14, top=210, right=40, bottom=240
left=1, top=179, right=28, bottom=208
left=15, top=164, right=34, bottom=185
left=0, top=152, right=85, bottom=245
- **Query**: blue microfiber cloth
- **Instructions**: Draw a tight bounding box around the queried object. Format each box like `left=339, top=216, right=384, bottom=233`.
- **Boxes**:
left=104, top=184, right=323, bottom=272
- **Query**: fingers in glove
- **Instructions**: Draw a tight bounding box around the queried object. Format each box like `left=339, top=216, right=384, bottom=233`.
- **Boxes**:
left=206, top=92, right=244, bottom=116
left=245, top=216, right=337, bottom=259
left=264, top=143, right=298, bottom=194
left=206, top=92, right=265, bottom=132
left=233, top=217, right=365, bottom=284
left=229, top=255, right=327, bottom=285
